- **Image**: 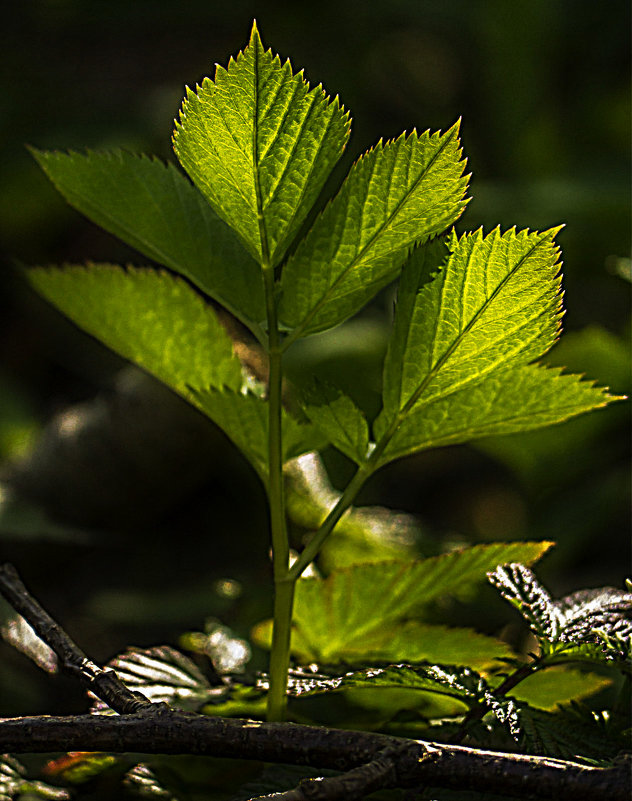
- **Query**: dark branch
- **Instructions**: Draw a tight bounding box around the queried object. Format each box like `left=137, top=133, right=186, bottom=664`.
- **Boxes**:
left=0, top=713, right=628, bottom=801
left=0, top=563, right=152, bottom=714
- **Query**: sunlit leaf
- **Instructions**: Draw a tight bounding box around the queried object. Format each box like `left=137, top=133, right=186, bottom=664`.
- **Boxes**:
left=279, top=122, right=468, bottom=337
left=31, top=148, right=265, bottom=326
left=301, top=379, right=370, bottom=464
left=173, top=21, right=350, bottom=266
left=26, top=265, right=243, bottom=396
left=253, top=619, right=513, bottom=669
left=254, top=541, right=551, bottom=663
left=374, top=364, right=616, bottom=466
left=509, top=667, right=611, bottom=709
left=192, top=388, right=325, bottom=480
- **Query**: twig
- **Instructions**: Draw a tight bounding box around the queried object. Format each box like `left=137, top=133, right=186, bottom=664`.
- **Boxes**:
left=0, top=563, right=153, bottom=714
left=248, top=744, right=411, bottom=800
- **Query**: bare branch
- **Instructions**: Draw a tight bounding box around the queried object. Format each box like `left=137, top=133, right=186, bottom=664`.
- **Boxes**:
left=0, top=713, right=628, bottom=801
left=0, top=563, right=152, bottom=714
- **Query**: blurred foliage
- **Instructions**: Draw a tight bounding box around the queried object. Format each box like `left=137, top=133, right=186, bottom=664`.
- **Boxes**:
left=0, top=0, right=629, bottom=750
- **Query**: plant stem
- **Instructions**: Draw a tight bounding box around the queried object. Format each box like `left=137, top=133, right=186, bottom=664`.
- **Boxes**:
left=288, top=462, right=374, bottom=581
left=261, top=255, right=293, bottom=722
left=267, top=576, right=295, bottom=721
left=451, top=659, right=541, bottom=744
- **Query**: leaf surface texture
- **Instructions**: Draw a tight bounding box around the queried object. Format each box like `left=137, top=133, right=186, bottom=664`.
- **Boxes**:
left=173, top=22, right=350, bottom=267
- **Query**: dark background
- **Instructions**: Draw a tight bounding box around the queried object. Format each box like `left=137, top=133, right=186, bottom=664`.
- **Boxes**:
left=0, top=0, right=629, bottom=715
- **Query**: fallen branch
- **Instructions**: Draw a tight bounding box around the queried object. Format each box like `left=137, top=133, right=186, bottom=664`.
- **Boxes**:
left=0, top=712, right=628, bottom=801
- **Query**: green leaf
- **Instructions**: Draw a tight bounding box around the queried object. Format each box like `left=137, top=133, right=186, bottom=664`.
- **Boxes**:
left=380, top=226, right=564, bottom=425
left=192, top=387, right=325, bottom=479
left=173, top=22, right=350, bottom=267
left=31, top=148, right=265, bottom=326
left=509, top=667, right=611, bottom=710
left=301, top=379, right=370, bottom=464
left=253, top=541, right=551, bottom=663
left=26, top=265, right=243, bottom=395
left=253, top=619, right=513, bottom=669
left=520, top=705, right=628, bottom=764
left=374, top=364, right=617, bottom=466
left=279, top=121, right=469, bottom=337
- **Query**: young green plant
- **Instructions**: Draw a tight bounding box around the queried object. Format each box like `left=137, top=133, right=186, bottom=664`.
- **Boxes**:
left=27, top=22, right=621, bottom=721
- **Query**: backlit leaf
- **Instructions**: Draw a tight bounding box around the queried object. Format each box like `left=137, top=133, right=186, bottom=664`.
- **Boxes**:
left=31, top=148, right=265, bottom=326
left=279, top=121, right=468, bottom=337
left=253, top=619, right=513, bottom=669
left=26, top=265, right=243, bottom=395
left=254, top=541, right=551, bottom=663
left=509, top=667, right=611, bottom=710
left=374, top=364, right=616, bottom=466
left=380, top=226, right=564, bottom=424
left=173, top=22, right=350, bottom=267
left=192, top=387, right=325, bottom=480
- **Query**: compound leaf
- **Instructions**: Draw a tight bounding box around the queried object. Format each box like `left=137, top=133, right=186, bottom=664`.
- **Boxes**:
left=31, top=148, right=265, bottom=326
left=301, top=379, right=370, bottom=464
left=173, top=22, right=350, bottom=267
left=26, top=265, right=243, bottom=395
left=374, top=364, right=617, bottom=466
left=279, top=121, right=468, bottom=337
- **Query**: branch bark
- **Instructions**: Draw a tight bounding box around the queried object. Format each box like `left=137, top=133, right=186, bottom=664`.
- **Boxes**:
left=0, top=712, right=628, bottom=801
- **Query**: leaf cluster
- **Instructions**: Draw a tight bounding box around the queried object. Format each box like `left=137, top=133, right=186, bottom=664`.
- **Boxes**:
left=25, top=23, right=619, bottom=489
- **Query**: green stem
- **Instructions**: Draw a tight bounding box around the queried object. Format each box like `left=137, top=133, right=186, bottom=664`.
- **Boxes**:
left=262, top=259, right=293, bottom=722
left=288, top=462, right=374, bottom=581
left=267, top=576, right=295, bottom=721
